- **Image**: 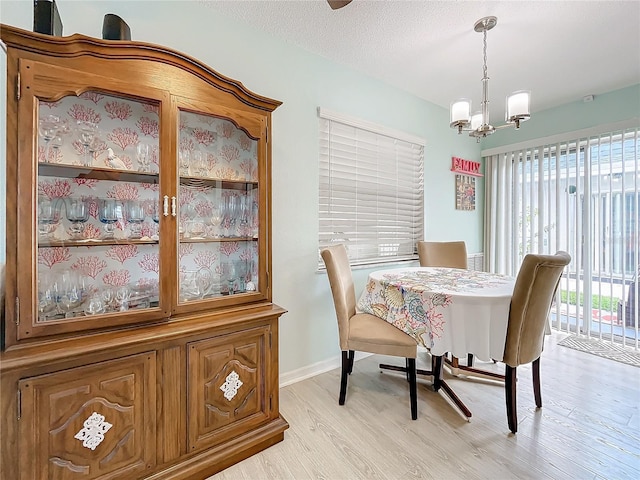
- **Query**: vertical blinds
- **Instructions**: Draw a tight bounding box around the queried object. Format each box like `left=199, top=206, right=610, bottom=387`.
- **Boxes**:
left=484, top=122, right=639, bottom=348
left=318, top=109, right=424, bottom=267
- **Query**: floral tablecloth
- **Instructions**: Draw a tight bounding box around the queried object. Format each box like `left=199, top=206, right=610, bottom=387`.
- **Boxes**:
left=357, top=267, right=515, bottom=360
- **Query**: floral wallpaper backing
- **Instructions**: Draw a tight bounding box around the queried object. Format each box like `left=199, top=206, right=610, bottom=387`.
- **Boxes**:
left=36, top=92, right=260, bottom=320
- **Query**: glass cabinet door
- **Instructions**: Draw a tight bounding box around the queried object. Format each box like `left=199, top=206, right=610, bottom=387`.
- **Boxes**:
left=16, top=59, right=172, bottom=340
left=176, top=106, right=266, bottom=311
left=36, top=92, right=162, bottom=319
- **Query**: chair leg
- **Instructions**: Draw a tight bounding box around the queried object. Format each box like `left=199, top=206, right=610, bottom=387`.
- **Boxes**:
left=532, top=357, right=542, bottom=408
left=407, top=357, right=417, bottom=420
left=505, top=364, right=518, bottom=433
left=348, top=350, right=355, bottom=374
left=405, top=358, right=410, bottom=382
left=339, top=351, right=350, bottom=405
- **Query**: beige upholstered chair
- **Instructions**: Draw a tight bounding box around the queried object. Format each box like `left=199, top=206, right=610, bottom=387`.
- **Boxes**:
left=503, top=251, right=571, bottom=433
left=321, top=244, right=419, bottom=420
left=418, top=241, right=478, bottom=369
left=417, top=241, right=468, bottom=269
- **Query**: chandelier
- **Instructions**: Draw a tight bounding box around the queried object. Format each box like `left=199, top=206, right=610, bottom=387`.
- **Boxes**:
left=450, top=16, right=531, bottom=141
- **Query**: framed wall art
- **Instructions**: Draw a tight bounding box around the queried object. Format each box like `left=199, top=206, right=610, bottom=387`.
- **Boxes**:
left=455, top=174, right=476, bottom=210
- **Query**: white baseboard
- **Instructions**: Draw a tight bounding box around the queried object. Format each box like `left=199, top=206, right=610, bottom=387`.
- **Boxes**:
left=279, top=352, right=372, bottom=388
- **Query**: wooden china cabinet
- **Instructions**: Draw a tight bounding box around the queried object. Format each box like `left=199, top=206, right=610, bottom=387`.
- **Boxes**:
left=0, top=24, right=288, bottom=480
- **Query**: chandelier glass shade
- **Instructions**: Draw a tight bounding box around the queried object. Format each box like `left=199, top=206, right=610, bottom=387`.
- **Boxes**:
left=450, top=16, right=531, bottom=140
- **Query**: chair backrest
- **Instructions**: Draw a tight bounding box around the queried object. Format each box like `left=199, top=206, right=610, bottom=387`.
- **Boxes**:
left=321, top=244, right=355, bottom=351
left=503, top=251, right=571, bottom=367
left=417, top=241, right=468, bottom=269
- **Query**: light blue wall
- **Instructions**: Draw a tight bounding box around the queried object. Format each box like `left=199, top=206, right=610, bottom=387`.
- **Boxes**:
left=1, top=1, right=485, bottom=377
left=481, top=84, right=640, bottom=149
left=16, top=1, right=636, bottom=379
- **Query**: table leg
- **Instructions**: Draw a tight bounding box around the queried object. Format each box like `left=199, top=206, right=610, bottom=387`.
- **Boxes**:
left=381, top=355, right=472, bottom=419
left=444, top=355, right=506, bottom=381
left=432, top=355, right=472, bottom=419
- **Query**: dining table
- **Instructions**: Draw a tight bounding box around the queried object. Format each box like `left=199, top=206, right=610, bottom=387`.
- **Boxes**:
left=357, top=266, right=516, bottom=418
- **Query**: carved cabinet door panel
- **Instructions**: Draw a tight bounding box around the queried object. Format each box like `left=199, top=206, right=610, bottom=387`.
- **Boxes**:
left=18, top=352, right=156, bottom=480
left=187, top=325, right=271, bottom=452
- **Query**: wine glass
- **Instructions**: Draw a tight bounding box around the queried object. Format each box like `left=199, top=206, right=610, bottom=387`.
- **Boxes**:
left=84, top=294, right=106, bottom=315
left=77, top=121, right=98, bottom=167
left=179, top=148, right=190, bottom=175
left=125, top=200, right=146, bottom=239
left=137, top=142, right=151, bottom=172
left=37, top=272, right=57, bottom=320
left=101, top=287, right=116, bottom=312
left=115, top=286, right=131, bottom=311
left=180, top=202, right=197, bottom=238
left=55, top=270, right=85, bottom=317
left=223, top=194, right=239, bottom=237
left=180, top=270, right=199, bottom=301
left=246, top=259, right=258, bottom=291
left=238, top=194, right=251, bottom=230
left=99, top=198, right=119, bottom=238
left=235, top=260, right=249, bottom=292
left=192, top=150, right=207, bottom=177
left=196, top=267, right=213, bottom=299
left=223, top=262, right=237, bottom=295
left=38, top=114, right=60, bottom=163
left=64, top=197, right=90, bottom=239
left=38, top=196, right=61, bottom=239
left=151, top=199, right=161, bottom=224
left=210, top=205, right=223, bottom=238
left=49, top=134, right=64, bottom=163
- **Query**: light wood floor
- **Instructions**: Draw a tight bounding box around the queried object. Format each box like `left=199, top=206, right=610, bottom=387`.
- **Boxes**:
left=211, top=333, right=640, bottom=480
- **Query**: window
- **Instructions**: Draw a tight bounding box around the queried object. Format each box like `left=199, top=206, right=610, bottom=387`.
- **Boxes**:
left=484, top=123, right=640, bottom=342
left=318, top=108, right=425, bottom=267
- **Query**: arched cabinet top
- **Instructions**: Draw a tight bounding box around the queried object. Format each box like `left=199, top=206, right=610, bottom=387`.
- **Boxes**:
left=0, top=23, right=281, bottom=112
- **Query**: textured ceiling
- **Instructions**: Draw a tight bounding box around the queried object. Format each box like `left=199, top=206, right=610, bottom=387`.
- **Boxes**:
left=202, top=0, right=640, bottom=123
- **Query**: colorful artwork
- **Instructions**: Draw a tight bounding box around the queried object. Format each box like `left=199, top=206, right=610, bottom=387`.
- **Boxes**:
left=455, top=174, right=476, bottom=210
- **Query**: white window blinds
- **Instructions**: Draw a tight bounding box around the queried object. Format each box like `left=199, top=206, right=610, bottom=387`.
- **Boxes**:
left=319, top=108, right=425, bottom=267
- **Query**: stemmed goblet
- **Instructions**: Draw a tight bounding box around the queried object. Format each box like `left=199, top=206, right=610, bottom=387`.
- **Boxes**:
left=49, top=134, right=64, bottom=163
left=115, top=286, right=131, bottom=311
left=192, top=150, right=207, bottom=177
left=99, top=198, right=119, bottom=238
left=179, top=148, right=190, bottom=175
left=195, top=267, right=213, bottom=299
left=137, top=142, right=151, bottom=172
left=77, top=121, right=98, bottom=167
left=55, top=270, right=86, bottom=317
left=37, top=271, right=57, bottom=320
left=125, top=200, right=146, bottom=239
left=151, top=199, right=161, bottom=224
left=223, top=262, right=237, bottom=295
left=148, top=198, right=161, bottom=239
left=235, top=260, right=249, bottom=292
left=210, top=206, right=223, bottom=238
left=223, top=194, right=239, bottom=237
left=64, top=196, right=90, bottom=239
left=238, top=194, right=253, bottom=236
left=37, top=196, right=61, bottom=239
left=38, top=114, right=60, bottom=163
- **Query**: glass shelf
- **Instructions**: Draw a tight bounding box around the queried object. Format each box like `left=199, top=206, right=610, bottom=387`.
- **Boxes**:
left=39, top=238, right=159, bottom=248
left=179, top=176, right=257, bottom=191
left=39, top=163, right=159, bottom=184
